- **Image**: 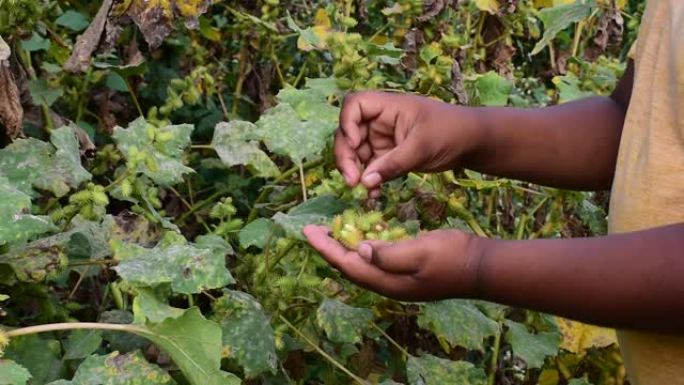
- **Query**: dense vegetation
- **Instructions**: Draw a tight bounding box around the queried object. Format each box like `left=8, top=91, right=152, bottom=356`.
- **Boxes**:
left=0, top=0, right=641, bottom=384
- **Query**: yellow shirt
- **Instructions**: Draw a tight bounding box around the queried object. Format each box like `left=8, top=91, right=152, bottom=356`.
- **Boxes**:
left=608, top=0, right=684, bottom=383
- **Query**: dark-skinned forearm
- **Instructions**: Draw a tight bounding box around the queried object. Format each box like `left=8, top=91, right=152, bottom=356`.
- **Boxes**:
left=459, top=62, right=634, bottom=191
left=472, top=223, right=684, bottom=332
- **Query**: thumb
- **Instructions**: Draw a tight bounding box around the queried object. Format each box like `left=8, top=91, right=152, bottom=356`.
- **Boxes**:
left=361, top=141, right=417, bottom=189
left=358, top=240, right=423, bottom=274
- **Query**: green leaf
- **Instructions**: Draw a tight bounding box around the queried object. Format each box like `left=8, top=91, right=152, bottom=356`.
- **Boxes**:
left=133, top=288, right=185, bottom=324
left=239, top=218, right=277, bottom=249
left=112, top=237, right=234, bottom=294
left=4, top=335, right=64, bottom=384
left=112, top=118, right=194, bottom=186
left=553, top=74, right=594, bottom=103
left=531, top=0, right=597, bottom=55
left=0, top=126, right=92, bottom=197
left=55, top=10, right=90, bottom=31
left=255, top=103, right=335, bottom=165
left=47, top=351, right=176, bottom=385
left=406, top=354, right=486, bottom=385
left=316, top=299, right=373, bottom=344
left=417, top=299, right=499, bottom=351
left=505, top=320, right=561, bottom=369
left=365, top=42, right=404, bottom=65
left=0, top=360, right=31, bottom=385
left=99, top=311, right=148, bottom=353
left=568, top=378, right=594, bottom=385
left=141, top=308, right=240, bottom=385
left=272, top=195, right=347, bottom=240
left=304, top=77, right=339, bottom=98
left=20, top=32, right=49, bottom=52
left=28, top=79, right=64, bottom=107
left=474, top=72, right=512, bottom=106
left=105, top=72, right=128, bottom=92
left=63, top=330, right=103, bottom=360
left=210, top=121, right=280, bottom=178
left=211, top=290, right=277, bottom=378
left=0, top=231, right=70, bottom=282
left=276, top=87, right=339, bottom=123
left=0, top=176, right=56, bottom=247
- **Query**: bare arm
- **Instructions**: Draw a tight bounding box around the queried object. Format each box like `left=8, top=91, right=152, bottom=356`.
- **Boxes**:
left=463, top=61, right=635, bottom=190
left=475, top=222, right=684, bottom=331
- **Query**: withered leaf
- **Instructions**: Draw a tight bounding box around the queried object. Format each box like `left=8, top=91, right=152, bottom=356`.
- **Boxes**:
left=417, top=0, right=446, bottom=23
left=64, top=0, right=115, bottom=73
left=593, top=1, right=623, bottom=51
left=0, top=35, right=24, bottom=139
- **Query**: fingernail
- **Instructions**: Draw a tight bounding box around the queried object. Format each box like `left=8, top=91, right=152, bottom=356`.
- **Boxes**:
left=358, top=243, right=372, bottom=262
left=362, top=172, right=382, bottom=187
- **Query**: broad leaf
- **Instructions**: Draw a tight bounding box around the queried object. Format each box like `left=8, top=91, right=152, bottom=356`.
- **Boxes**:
left=112, top=118, right=194, bottom=187
left=46, top=351, right=175, bottom=385
left=4, top=335, right=64, bottom=384
left=210, top=121, right=279, bottom=178
left=417, top=299, right=499, bottom=351
left=406, top=354, right=486, bottom=385
left=0, top=360, right=31, bottom=385
left=141, top=308, right=240, bottom=385
left=505, top=320, right=561, bottom=368
left=0, top=176, right=56, bottom=247
left=55, top=10, right=90, bottom=31
left=112, top=236, right=234, bottom=294
left=555, top=317, right=617, bottom=354
left=474, top=72, right=511, bottom=106
left=28, top=79, right=63, bottom=107
left=0, top=126, right=92, bottom=197
left=273, top=195, right=347, bottom=240
left=211, top=290, right=277, bottom=378
left=553, top=74, right=594, bottom=103
left=239, top=218, right=278, bottom=249
left=316, top=299, right=373, bottom=344
left=276, top=87, right=339, bottom=123
left=531, top=0, right=597, bottom=55
left=255, top=103, right=334, bottom=165
left=0, top=231, right=70, bottom=282
left=62, top=330, right=103, bottom=360
left=133, top=288, right=185, bottom=324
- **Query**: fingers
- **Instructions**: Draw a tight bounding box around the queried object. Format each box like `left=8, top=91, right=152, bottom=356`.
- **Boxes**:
left=334, top=130, right=361, bottom=185
left=359, top=239, right=424, bottom=274
left=360, top=139, right=417, bottom=189
left=339, top=92, right=382, bottom=148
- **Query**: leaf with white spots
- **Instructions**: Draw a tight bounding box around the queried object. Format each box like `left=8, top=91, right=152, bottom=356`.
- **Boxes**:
left=210, top=121, right=280, bottom=178
left=211, top=290, right=277, bottom=378
left=505, top=320, right=561, bottom=369
left=406, top=354, right=486, bottom=385
left=316, top=299, right=373, bottom=344
left=417, top=299, right=499, bottom=351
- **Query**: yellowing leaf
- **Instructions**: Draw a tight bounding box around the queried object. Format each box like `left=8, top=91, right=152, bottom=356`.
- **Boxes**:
left=555, top=317, right=618, bottom=354
left=314, top=8, right=331, bottom=28
left=474, top=0, right=500, bottom=14
left=297, top=25, right=330, bottom=51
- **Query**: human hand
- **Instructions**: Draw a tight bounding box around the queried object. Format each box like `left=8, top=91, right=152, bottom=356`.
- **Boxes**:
left=335, top=91, right=482, bottom=197
left=302, top=224, right=484, bottom=301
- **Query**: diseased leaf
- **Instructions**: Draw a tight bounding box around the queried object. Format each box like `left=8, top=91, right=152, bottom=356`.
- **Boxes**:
left=0, top=360, right=31, bottom=385
left=406, top=354, right=486, bottom=385
left=474, top=0, right=499, bottom=14
left=0, top=126, right=92, bottom=197
left=555, top=317, right=617, bottom=354
left=4, top=335, right=64, bottom=384
left=28, top=79, right=63, bottom=107
left=47, top=351, right=175, bottom=385
left=211, top=290, right=277, bottom=378
left=505, top=320, right=561, bottom=368
left=112, top=236, right=234, bottom=294
left=133, top=288, right=185, bottom=324
left=553, top=74, right=594, bottom=103
left=120, top=0, right=213, bottom=49
left=142, top=308, right=240, bottom=385
left=112, top=118, right=194, bottom=187
left=0, top=176, right=56, bottom=247
left=531, top=0, right=597, bottom=55
left=273, top=195, right=347, bottom=240
left=316, top=299, right=373, bottom=344
left=255, top=103, right=335, bottom=165
left=417, top=299, right=499, bottom=351
left=0, top=231, right=70, bottom=283
left=276, top=87, right=339, bottom=123
left=210, top=121, right=280, bottom=178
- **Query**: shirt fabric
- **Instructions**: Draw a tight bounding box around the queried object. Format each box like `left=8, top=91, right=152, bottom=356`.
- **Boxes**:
left=608, top=0, right=684, bottom=383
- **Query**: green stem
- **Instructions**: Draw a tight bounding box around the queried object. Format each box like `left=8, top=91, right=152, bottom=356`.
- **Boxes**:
left=571, top=20, right=586, bottom=58
left=299, top=162, right=308, bottom=202
left=124, top=77, right=144, bottom=117
left=247, top=157, right=324, bottom=223
left=279, top=315, right=368, bottom=385
left=372, top=323, right=410, bottom=359
left=487, top=322, right=503, bottom=385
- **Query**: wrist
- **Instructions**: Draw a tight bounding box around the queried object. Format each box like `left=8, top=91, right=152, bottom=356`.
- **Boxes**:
left=466, top=233, right=497, bottom=299
left=445, top=105, right=490, bottom=169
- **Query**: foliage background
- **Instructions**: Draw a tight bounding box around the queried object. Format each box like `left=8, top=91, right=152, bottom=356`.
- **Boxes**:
left=0, top=0, right=642, bottom=384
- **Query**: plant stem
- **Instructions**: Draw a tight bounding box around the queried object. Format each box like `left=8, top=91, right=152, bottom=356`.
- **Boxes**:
left=124, top=77, right=144, bottom=117
left=372, top=323, right=410, bottom=359
left=247, top=157, right=324, bottom=223
left=487, top=322, right=503, bottom=385
left=190, top=144, right=213, bottom=150
left=4, top=322, right=145, bottom=338
left=279, top=315, right=368, bottom=385
left=299, top=162, right=308, bottom=202
left=571, top=20, right=586, bottom=58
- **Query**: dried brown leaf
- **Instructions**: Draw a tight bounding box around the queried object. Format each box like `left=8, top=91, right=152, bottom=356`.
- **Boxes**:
left=417, top=0, right=446, bottom=23
left=593, top=1, right=623, bottom=51
left=0, top=36, right=24, bottom=139
left=64, top=0, right=115, bottom=73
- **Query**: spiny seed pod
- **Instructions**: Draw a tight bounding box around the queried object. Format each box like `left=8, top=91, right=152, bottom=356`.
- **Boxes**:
left=332, top=209, right=411, bottom=250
